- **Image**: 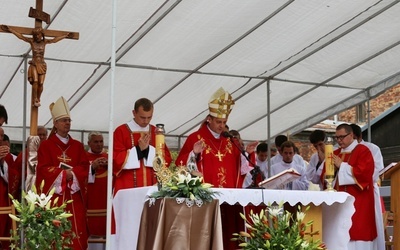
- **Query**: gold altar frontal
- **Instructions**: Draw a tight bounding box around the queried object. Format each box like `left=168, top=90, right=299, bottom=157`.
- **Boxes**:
left=303, top=204, right=323, bottom=241
left=137, top=198, right=223, bottom=250
left=281, top=202, right=323, bottom=241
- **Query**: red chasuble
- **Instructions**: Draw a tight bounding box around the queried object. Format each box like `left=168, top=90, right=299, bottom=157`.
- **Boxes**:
left=3, top=153, right=19, bottom=199
left=36, top=134, right=90, bottom=250
left=112, top=123, right=172, bottom=194
left=175, top=123, right=242, bottom=188
left=334, top=144, right=377, bottom=241
left=175, top=123, right=244, bottom=250
left=86, top=151, right=108, bottom=236
left=0, top=153, right=18, bottom=247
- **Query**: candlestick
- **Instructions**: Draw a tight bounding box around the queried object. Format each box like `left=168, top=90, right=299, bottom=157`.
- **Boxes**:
left=324, top=137, right=336, bottom=192
left=153, top=124, right=166, bottom=175
left=154, top=124, right=165, bottom=156
left=325, top=144, right=334, bottom=176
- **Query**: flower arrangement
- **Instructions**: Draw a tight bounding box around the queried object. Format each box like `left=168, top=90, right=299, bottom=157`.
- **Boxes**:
left=232, top=202, right=327, bottom=250
left=8, top=181, right=74, bottom=250
left=150, top=170, right=218, bottom=203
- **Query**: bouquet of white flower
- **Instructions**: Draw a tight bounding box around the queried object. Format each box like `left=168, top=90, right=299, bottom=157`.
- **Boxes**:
left=8, top=180, right=74, bottom=250
left=232, top=202, right=327, bottom=250
left=150, top=171, right=218, bottom=202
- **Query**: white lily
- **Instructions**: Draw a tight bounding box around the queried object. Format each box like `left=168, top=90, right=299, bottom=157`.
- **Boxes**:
left=300, top=241, right=309, bottom=249
left=25, top=190, right=38, bottom=205
left=37, top=192, right=52, bottom=208
left=268, top=206, right=283, bottom=217
left=296, top=211, right=306, bottom=222
left=175, top=173, right=186, bottom=184
left=185, top=173, right=193, bottom=183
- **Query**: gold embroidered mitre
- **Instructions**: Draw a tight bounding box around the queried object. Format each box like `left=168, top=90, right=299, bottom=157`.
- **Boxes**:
left=50, top=96, right=70, bottom=121
left=208, top=87, right=235, bottom=118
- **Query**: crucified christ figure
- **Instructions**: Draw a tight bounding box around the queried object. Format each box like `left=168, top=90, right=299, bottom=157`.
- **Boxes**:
left=1, top=25, right=71, bottom=107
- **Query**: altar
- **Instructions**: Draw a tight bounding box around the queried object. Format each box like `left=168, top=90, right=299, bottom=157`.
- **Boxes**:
left=110, top=187, right=355, bottom=250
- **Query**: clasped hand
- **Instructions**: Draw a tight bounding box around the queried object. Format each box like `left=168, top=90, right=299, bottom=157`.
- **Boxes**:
left=65, top=169, right=73, bottom=181
left=138, top=132, right=150, bottom=151
left=332, top=154, right=342, bottom=168
left=93, top=157, right=108, bottom=171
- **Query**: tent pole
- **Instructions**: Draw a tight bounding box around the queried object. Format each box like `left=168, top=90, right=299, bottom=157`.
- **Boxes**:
left=105, top=0, right=117, bottom=249
left=19, top=55, right=28, bottom=249
left=21, top=57, right=28, bottom=193
left=267, top=79, right=271, bottom=178
left=367, top=98, right=371, bottom=142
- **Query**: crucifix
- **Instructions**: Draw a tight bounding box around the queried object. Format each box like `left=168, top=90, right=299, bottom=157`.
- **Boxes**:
left=0, top=0, right=79, bottom=136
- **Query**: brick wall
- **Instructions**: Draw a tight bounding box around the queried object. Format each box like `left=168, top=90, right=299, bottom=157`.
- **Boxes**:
left=291, top=83, right=400, bottom=162
left=338, top=84, right=400, bottom=123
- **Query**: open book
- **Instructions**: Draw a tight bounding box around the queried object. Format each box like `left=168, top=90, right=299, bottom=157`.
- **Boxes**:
left=258, top=168, right=301, bottom=189
left=379, top=162, right=399, bottom=177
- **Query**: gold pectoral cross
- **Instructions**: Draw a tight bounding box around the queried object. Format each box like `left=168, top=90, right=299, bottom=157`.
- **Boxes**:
left=215, top=151, right=223, bottom=161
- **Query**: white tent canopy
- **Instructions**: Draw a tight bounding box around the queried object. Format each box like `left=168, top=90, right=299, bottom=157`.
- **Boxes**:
left=1, top=0, right=400, bottom=147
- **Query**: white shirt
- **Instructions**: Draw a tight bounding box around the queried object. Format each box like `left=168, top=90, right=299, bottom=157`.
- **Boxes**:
left=270, top=153, right=307, bottom=170
left=270, top=160, right=309, bottom=190
left=242, top=156, right=269, bottom=188
left=306, top=153, right=324, bottom=188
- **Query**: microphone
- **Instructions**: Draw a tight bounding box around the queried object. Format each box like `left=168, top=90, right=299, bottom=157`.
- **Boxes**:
left=221, top=131, right=234, bottom=138
left=222, top=131, right=264, bottom=188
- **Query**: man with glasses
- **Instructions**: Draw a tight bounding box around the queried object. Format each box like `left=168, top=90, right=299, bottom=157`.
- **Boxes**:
left=350, top=123, right=384, bottom=249
left=332, top=123, right=377, bottom=250
left=36, top=97, right=90, bottom=250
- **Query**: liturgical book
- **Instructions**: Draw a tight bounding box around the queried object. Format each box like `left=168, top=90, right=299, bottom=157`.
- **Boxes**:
left=258, top=168, right=301, bottom=189
left=59, top=162, right=73, bottom=170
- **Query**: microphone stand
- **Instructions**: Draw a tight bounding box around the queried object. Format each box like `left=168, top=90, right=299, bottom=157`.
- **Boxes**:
left=222, top=132, right=265, bottom=189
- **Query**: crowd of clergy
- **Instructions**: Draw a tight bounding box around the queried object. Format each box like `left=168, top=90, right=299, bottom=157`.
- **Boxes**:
left=0, top=87, right=386, bottom=249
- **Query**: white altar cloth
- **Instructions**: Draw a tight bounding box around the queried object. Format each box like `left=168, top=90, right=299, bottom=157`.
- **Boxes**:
left=110, top=187, right=355, bottom=250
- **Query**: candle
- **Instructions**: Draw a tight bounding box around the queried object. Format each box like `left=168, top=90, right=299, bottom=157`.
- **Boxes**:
left=325, top=144, right=334, bottom=176
left=155, top=134, right=165, bottom=152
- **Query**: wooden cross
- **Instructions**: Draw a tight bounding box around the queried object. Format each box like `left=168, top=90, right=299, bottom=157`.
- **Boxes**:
left=0, top=0, right=79, bottom=136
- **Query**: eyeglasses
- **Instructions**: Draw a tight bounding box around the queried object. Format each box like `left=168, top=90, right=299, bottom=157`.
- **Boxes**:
left=334, top=133, right=350, bottom=141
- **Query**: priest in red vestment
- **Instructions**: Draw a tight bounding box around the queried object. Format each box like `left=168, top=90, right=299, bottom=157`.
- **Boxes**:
left=175, top=88, right=257, bottom=250
left=36, top=97, right=90, bottom=250
left=113, top=97, right=172, bottom=194
left=332, top=123, right=377, bottom=250
left=0, top=128, right=19, bottom=250
left=86, top=131, right=108, bottom=237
